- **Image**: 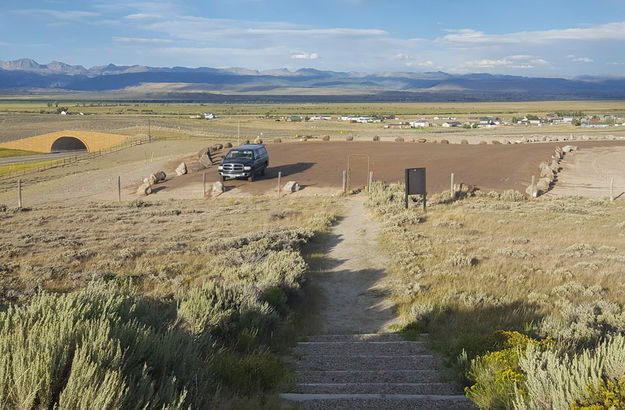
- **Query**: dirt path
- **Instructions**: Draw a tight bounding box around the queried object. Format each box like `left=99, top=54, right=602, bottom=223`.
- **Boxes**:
left=549, top=146, right=625, bottom=199
left=310, top=195, right=397, bottom=334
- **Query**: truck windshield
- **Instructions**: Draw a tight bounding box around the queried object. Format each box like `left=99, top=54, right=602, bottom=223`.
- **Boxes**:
left=225, top=150, right=253, bottom=160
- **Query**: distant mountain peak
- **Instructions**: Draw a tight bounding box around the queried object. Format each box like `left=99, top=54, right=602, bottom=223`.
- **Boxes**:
left=0, top=58, right=624, bottom=101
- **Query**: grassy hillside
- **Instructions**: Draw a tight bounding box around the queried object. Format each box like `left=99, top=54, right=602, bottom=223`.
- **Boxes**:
left=367, top=183, right=625, bottom=409
left=0, top=196, right=340, bottom=408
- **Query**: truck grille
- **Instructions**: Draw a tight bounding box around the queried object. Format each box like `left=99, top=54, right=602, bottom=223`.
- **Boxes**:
left=222, top=163, right=244, bottom=172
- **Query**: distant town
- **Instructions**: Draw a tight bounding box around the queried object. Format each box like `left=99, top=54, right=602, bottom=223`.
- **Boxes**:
left=269, top=112, right=625, bottom=129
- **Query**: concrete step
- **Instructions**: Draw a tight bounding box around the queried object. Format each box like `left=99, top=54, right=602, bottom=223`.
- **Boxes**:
left=294, top=340, right=428, bottom=356
left=295, top=354, right=437, bottom=371
left=280, top=393, right=476, bottom=410
left=296, top=369, right=441, bottom=384
left=295, top=382, right=460, bottom=395
left=304, top=333, right=411, bottom=343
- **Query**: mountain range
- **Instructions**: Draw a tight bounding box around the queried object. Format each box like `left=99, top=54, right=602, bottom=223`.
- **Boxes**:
left=1, top=58, right=625, bottom=102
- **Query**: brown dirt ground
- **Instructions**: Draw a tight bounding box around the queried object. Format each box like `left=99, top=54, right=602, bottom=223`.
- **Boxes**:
left=164, top=140, right=625, bottom=197
left=549, top=146, right=625, bottom=199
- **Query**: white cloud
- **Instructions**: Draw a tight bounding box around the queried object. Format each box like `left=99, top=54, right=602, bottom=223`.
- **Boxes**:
left=15, top=9, right=99, bottom=21
left=125, top=13, right=163, bottom=20
left=464, top=55, right=548, bottom=69
left=113, top=37, right=173, bottom=44
left=567, top=54, right=593, bottom=63
left=441, top=22, right=625, bottom=45
left=291, top=52, right=319, bottom=60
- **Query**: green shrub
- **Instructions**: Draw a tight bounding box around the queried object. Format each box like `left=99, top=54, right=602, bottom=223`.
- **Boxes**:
left=515, top=335, right=625, bottom=410
left=465, top=331, right=553, bottom=409
left=571, top=378, right=625, bottom=409
left=0, top=284, right=209, bottom=409
left=261, top=286, right=289, bottom=316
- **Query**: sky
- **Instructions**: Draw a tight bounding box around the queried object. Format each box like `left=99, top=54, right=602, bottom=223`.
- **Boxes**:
left=1, top=0, right=625, bottom=77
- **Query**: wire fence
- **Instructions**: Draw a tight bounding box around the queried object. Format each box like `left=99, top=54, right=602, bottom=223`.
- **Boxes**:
left=0, top=135, right=152, bottom=180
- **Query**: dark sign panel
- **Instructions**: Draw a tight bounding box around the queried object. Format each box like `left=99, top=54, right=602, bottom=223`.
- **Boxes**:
left=406, top=168, right=426, bottom=195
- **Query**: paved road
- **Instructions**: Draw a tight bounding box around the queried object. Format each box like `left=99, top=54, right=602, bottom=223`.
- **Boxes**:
left=0, top=150, right=87, bottom=166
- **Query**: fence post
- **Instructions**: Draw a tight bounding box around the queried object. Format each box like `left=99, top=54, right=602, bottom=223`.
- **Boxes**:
left=18, top=179, right=22, bottom=209
left=368, top=171, right=373, bottom=193
left=531, top=175, right=535, bottom=198
left=203, top=172, right=206, bottom=197
left=117, top=176, right=121, bottom=203
left=347, top=169, right=351, bottom=193
left=610, top=177, right=614, bottom=202
left=342, top=170, right=347, bottom=193
left=277, top=171, right=282, bottom=198
left=450, top=172, right=455, bottom=199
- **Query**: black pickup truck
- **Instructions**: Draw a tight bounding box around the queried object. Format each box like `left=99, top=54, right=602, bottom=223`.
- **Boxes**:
left=218, top=144, right=269, bottom=182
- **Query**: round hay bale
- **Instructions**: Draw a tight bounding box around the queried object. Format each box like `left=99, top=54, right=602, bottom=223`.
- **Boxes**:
left=491, top=140, right=501, bottom=144
left=479, top=140, right=487, bottom=145
left=460, top=139, right=469, bottom=144
left=417, top=138, right=427, bottom=143
left=395, top=137, right=404, bottom=142
left=345, top=136, right=354, bottom=141
left=372, top=135, right=380, bottom=142
left=322, top=135, right=330, bottom=141
left=440, top=139, right=449, bottom=144
left=224, top=142, right=233, bottom=148
left=273, top=137, right=282, bottom=143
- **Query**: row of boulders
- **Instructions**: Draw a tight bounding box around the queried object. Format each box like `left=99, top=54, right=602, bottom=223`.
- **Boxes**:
left=137, top=171, right=167, bottom=196
left=526, top=145, right=578, bottom=197
left=208, top=180, right=300, bottom=198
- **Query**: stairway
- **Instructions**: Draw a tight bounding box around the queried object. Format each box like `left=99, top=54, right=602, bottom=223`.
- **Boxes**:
left=281, top=333, right=475, bottom=409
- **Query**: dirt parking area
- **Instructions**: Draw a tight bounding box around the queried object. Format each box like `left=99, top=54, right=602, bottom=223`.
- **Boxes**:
left=163, top=140, right=625, bottom=198
left=4, top=139, right=625, bottom=205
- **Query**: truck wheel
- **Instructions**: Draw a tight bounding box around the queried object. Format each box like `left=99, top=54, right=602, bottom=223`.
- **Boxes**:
left=260, top=166, right=266, bottom=176
left=221, top=176, right=226, bottom=182
left=248, top=172, right=255, bottom=182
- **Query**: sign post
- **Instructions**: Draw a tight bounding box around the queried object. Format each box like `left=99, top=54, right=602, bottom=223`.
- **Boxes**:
left=405, top=168, right=426, bottom=211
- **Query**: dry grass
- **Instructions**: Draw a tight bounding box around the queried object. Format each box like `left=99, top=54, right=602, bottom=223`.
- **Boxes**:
left=0, top=195, right=339, bottom=305
left=367, top=183, right=625, bottom=358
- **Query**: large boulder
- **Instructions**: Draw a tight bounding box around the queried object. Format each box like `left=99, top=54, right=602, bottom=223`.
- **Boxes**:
left=199, top=154, right=212, bottom=168
left=453, top=183, right=477, bottom=194
left=136, top=182, right=152, bottom=196
left=175, top=162, right=187, bottom=176
left=540, top=167, right=555, bottom=179
left=144, top=174, right=157, bottom=185
left=211, top=181, right=225, bottom=196
left=154, top=171, right=166, bottom=182
left=536, top=177, right=551, bottom=195
left=283, top=181, right=300, bottom=193
left=197, top=147, right=209, bottom=158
